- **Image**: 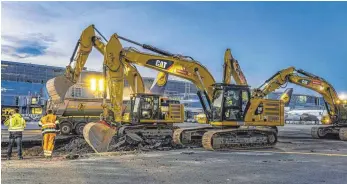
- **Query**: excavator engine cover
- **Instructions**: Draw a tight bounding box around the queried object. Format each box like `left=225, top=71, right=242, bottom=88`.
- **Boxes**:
left=83, top=122, right=117, bottom=153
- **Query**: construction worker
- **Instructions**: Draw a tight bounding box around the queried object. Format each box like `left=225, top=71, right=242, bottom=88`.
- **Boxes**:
left=4, top=109, right=26, bottom=160
left=39, top=109, right=59, bottom=158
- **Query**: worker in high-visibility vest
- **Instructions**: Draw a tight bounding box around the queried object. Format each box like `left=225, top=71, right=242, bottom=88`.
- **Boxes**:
left=39, top=109, right=59, bottom=158
left=4, top=109, right=26, bottom=160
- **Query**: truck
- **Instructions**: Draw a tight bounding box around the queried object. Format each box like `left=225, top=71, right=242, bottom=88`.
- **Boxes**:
left=46, top=98, right=131, bottom=135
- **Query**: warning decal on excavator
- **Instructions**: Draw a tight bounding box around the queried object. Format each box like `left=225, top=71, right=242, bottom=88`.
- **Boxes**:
left=176, top=67, right=191, bottom=76
left=146, top=59, right=173, bottom=70
left=312, top=80, right=322, bottom=85
left=78, top=103, right=86, bottom=111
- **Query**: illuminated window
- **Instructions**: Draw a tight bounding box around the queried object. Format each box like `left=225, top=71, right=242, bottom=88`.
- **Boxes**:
left=31, top=97, right=38, bottom=104
left=31, top=108, right=42, bottom=114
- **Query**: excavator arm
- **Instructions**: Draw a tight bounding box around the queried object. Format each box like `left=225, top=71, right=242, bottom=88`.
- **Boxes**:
left=46, top=25, right=172, bottom=120
left=47, top=25, right=146, bottom=104
left=104, top=34, right=216, bottom=119
left=253, top=67, right=347, bottom=125
left=223, top=49, right=248, bottom=85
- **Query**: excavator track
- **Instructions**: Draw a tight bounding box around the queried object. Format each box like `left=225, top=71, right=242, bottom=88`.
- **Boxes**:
left=311, top=126, right=347, bottom=140
left=202, top=128, right=277, bottom=151
left=117, top=124, right=177, bottom=140
left=173, top=127, right=215, bottom=147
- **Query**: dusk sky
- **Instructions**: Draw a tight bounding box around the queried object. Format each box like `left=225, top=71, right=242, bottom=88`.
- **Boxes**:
left=1, top=2, right=347, bottom=96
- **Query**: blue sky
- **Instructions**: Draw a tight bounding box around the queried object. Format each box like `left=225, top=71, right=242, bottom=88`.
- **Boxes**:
left=1, top=2, right=347, bottom=95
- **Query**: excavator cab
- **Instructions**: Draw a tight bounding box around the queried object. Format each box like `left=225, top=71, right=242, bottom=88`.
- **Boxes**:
left=211, top=84, right=251, bottom=122
left=130, top=94, right=160, bottom=123
left=130, top=93, right=184, bottom=124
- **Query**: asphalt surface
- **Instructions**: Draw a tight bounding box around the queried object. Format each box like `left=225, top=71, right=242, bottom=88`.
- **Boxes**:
left=2, top=124, right=347, bottom=184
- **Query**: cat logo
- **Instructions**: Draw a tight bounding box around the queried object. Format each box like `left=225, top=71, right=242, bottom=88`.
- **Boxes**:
left=155, top=60, right=168, bottom=69
left=146, top=59, right=173, bottom=70
left=299, top=79, right=310, bottom=85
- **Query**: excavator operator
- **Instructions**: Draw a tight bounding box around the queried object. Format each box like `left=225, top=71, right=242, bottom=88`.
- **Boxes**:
left=224, top=90, right=241, bottom=120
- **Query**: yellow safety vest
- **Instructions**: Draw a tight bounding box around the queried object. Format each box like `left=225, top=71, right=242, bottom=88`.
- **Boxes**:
left=4, top=113, right=26, bottom=132
left=39, top=114, right=58, bottom=134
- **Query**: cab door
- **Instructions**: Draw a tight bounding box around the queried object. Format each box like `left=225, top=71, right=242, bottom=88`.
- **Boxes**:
left=222, top=88, right=250, bottom=121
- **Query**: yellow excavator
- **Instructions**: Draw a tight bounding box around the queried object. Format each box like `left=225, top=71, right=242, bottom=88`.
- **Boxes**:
left=79, top=31, right=289, bottom=151
left=195, top=49, right=293, bottom=124
left=47, top=25, right=184, bottom=152
left=46, top=25, right=172, bottom=124
left=252, top=67, right=347, bottom=140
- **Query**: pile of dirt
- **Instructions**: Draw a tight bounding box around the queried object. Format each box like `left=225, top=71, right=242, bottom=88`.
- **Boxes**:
left=3, top=133, right=183, bottom=159
left=108, top=133, right=182, bottom=152
left=56, top=137, right=94, bottom=155
left=54, top=133, right=183, bottom=157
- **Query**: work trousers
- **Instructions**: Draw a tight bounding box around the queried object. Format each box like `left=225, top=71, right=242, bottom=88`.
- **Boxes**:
left=7, top=131, right=23, bottom=158
left=42, top=132, right=56, bottom=157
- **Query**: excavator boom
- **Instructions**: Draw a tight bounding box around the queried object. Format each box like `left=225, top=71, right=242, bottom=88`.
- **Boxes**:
left=253, top=67, right=347, bottom=140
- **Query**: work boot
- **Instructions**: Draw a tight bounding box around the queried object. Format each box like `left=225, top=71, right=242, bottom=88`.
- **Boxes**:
left=18, top=157, right=23, bottom=160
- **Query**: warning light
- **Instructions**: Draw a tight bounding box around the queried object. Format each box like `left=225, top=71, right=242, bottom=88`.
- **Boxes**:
left=98, top=79, right=104, bottom=92
left=90, top=78, right=97, bottom=91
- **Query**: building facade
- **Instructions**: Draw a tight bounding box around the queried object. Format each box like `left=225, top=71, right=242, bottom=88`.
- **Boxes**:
left=1, top=61, right=65, bottom=122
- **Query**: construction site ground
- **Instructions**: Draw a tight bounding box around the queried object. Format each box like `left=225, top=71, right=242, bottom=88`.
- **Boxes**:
left=2, top=124, right=347, bottom=184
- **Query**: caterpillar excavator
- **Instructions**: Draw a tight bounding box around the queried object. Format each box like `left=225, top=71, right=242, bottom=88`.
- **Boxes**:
left=252, top=67, right=347, bottom=140
left=194, top=49, right=293, bottom=125
left=46, top=25, right=183, bottom=152
left=46, top=25, right=171, bottom=124
left=77, top=31, right=290, bottom=152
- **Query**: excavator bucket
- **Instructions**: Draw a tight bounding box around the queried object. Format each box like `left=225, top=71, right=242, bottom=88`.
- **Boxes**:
left=83, top=122, right=117, bottom=153
left=46, top=75, right=74, bottom=103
